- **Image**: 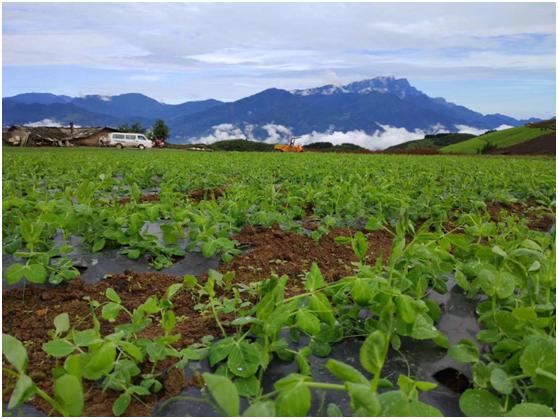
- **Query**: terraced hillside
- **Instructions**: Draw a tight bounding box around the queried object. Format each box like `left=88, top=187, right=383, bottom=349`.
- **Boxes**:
left=441, top=124, right=554, bottom=154
left=386, top=133, right=476, bottom=151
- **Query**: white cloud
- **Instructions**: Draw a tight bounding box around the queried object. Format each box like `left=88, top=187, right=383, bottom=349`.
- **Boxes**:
left=496, top=124, right=514, bottom=131
left=297, top=125, right=426, bottom=150
left=24, top=118, right=64, bottom=127
left=262, top=124, right=292, bottom=144
left=455, top=125, right=488, bottom=135
left=195, top=123, right=248, bottom=144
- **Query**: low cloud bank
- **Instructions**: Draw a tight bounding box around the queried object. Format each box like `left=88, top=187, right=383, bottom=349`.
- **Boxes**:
left=192, top=122, right=512, bottom=150
left=456, top=124, right=513, bottom=135
left=25, top=118, right=64, bottom=127
left=295, top=125, right=427, bottom=150
left=195, top=123, right=250, bottom=144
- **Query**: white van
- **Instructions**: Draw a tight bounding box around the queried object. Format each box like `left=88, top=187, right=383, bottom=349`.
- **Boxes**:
left=104, top=132, right=153, bottom=149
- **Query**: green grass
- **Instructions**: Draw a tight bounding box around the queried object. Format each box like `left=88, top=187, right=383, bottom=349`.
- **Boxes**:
left=386, top=133, right=475, bottom=151
left=441, top=126, right=551, bottom=154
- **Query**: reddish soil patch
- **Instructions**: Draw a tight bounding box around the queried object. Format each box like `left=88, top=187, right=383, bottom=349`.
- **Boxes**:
left=187, top=187, right=226, bottom=203
left=2, top=271, right=221, bottom=416
left=221, top=224, right=393, bottom=296
left=485, top=199, right=555, bottom=231
left=119, top=194, right=160, bottom=205
left=491, top=133, right=556, bottom=155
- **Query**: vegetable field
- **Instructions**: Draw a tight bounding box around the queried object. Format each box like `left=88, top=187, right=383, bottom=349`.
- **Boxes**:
left=2, top=148, right=556, bottom=417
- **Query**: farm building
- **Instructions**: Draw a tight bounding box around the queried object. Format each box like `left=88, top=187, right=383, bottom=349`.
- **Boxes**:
left=2, top=125, right=118, bottom=147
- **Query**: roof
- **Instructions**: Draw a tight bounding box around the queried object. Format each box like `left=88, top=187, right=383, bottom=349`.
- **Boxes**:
left=5, top=125, right=119, bottom=142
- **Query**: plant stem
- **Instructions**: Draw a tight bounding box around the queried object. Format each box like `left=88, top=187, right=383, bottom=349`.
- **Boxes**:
left=535, top=368, right=556, bottom=381
left=304, top=382, right=345, bottom=391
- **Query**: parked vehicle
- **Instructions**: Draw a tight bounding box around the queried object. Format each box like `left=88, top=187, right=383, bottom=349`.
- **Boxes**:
left=100, top=132, right=153, bottom=149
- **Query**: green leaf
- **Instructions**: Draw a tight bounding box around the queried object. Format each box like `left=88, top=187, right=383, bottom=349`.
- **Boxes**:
left=92, top=238, right=106, bottom=252
left=296, top=310, right=321, bottom=335
left=326, top=359, right=369, bottom=384
left=73, top=329, right=101, bottom=347
left=42, top=339, right=75, bottom=358
left=55, top=374, right=84, bottom=416
left=183, top=274, right=198, bottom=288
left=6, top=263, right=26, bottom=285
left=105, top=288, right=121, bottom=304
left=120, top=341, right=144, bottom=362
left=378, top=391, right=411, bottom=416
left=512, top=307, right=537, bottom=322
left=54, top=313, right=70, bottom=336
left=162, top=310, right=176, bottom=333
left=26, top=264, right=48, bottom=284
left=326, top=403, right=343, bottom=416
left=166, top=283, right=183, bottom=300
left=352, top=231, right=368, bottom=262
left=490, top=368, right=513, bottom=395
left=309, top=293, right=335, bottom=325
left=476, top=329, right=500, bottom=343
left=346, top=382, right=380, bottom=416
left=209, top=337, right=235, bottom=366
left=102, top=302, right=122, bottom=321
left=519, top=335, right=555, bottom=391
left=126, top=249, right=141, bottom=260
left=274, top=374, right=311, bottom=416
left=352, top=278, right=373, bottom=305
left=448, top=340, right=480, bottom=363
left=113, top=392, right=131, bottom=416
left=411, top=314, right=438, bottom=340
left=492, top=245, right=507, bottom=258
left=454, top=269, right=470, bottom=291
left=243, top=401, right=276, bottom=417
left=365, top=216, right=383, bottom=231
left=83, top=343, right=116, bottom=380
left=2, top=334, right=28, bottom=373
left=397, top=295, right=418, bottom=324
left=360, top=330, right=386, bottom=375
left=235, top=375, right=260, bottom=397
left=203, top=373, right=240, bottom=416
left=506, top=403, right=555, bottom=417
left=8, top=374, right=35, bottom=409
left=409, top=400, right=443, bottom=417
left=304, top=262, right=324, bottom=292
left=459, top=389, right=504, bottom=417
left=227, top=341, right=261, bottom=377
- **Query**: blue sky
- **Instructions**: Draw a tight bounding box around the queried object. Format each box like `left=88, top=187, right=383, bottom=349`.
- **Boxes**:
left=3, top=2, right=556, bottom=119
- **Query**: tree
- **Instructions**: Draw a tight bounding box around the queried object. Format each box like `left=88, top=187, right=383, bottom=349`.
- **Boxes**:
left=117, top=122, right=145, bottom=133
left=152, top=119, right=170, bottom=141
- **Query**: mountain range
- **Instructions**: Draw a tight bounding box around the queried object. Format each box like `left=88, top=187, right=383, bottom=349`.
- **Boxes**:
left=3, top=77, right=539, bottom=143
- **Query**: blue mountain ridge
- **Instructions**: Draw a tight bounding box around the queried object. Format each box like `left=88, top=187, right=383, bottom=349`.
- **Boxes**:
left=3, top=77, right=537, bottom=142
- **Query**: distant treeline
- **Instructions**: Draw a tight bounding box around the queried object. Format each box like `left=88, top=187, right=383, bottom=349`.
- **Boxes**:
left=167, top=139, right=368, bottom=152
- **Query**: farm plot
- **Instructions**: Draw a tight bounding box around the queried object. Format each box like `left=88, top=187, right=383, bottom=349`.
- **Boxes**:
left=2, top=148, right=556, bottom=417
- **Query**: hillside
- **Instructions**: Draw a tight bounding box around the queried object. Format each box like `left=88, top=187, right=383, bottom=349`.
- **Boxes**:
left=440, top=124, right=554, bottom=154
left=386, top=133, right=476, bottom=151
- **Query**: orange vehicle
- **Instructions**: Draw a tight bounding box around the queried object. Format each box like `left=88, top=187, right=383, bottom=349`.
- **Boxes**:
left=274, top=137, right=304, bottom=152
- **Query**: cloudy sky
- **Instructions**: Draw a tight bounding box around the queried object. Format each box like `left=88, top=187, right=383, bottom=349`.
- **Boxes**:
left=3, top=2, right=556, bottom=119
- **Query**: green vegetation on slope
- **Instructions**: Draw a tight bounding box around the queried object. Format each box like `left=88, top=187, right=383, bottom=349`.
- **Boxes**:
left=441, top=126, right=552, bottom=154
left=387, top=133, right=476, bottom=151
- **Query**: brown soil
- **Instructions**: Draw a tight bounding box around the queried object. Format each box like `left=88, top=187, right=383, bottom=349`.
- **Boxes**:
left=490, top=133, right=556, bottom=155
left=2, top=270, right=221, bottom=416
left=2, top=224, right=394, bottom=416
left=485, top=199, right=555, bottom=231
left=221, top=224, right=393, bottom=296
left=187, top=187, right=226, bottom=203
left=119, top=194, right=160, bottom=205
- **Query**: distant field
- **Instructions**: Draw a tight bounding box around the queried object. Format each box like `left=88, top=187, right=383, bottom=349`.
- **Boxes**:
left=441, top=126, right=551, bottom=154
left=386, top=133, right=475, bottom=151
